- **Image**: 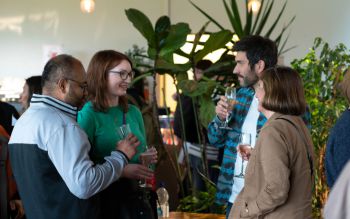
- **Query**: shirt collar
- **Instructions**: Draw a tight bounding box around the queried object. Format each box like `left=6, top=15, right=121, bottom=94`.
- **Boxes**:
left=30, top=94, right=78, bottom=119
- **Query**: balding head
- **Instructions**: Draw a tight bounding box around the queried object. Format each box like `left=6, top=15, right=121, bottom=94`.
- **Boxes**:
left=41, top=54, right=87, bottom=108
left=42, top=54, right=83, bottom=93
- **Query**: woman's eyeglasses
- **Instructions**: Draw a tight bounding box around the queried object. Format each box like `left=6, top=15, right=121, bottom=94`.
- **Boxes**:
left=109, top=70, right=135, bottom=80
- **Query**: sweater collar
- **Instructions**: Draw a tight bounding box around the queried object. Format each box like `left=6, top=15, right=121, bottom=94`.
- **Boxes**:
left=30, top=94, right=78, bottom=119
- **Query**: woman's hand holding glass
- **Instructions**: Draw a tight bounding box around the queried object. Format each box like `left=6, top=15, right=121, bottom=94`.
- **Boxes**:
left=139, top=146, right=158, bottom=187
left=115, top=134, right=140, bottom=160
left=234, top=132, right=252, bottom=178
left=139, top=146, right=158, bottom=167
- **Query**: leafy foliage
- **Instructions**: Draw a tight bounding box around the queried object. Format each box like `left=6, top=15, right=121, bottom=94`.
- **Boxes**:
left=177, top=178, right=225, bottom=214
left=190, top=0, right=295, bottom=54
left=291, top=37, right=350, bottom=218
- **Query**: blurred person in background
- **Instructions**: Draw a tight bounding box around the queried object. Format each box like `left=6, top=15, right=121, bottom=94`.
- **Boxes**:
left=19, top=76, right=42, bottom=113
left=325, top=70, right=350, bottom=188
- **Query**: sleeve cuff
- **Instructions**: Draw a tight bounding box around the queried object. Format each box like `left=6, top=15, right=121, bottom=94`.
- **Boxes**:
left=115, top=150, right=130, bottom=164
left=214, top=115, right=225, bottom=125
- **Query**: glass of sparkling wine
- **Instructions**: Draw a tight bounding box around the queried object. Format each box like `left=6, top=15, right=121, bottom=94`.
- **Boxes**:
left=220, top=86, right=236, bottom=129
left=234, top=132, right=252, bottom=178
left=139, top=145, right=156, bottom=187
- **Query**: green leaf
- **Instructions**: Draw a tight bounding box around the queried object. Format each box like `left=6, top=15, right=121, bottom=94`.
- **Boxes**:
left=190, top=22, right=211, bottom=56
left=251, top=0, right=266, bottom=33
left=223, top=0, right=243, bottom=36
left=244, top=1, right=253, bottom=35
left=155, top=16, right=171, bottom=48
left=265, top=1, right=287, bottom=37
left=159, top=23, right=191, bottom=57
left=194, top=30, right=232, bottom=62
left=199, top=95, right=216, bottom=127
left=155, top=59, right=191, bottom=74
left=125, top=8, right=155, bottom=48
left=254, top=0, right=274, bottom=35
left=189, top=0, right=225, bottom=30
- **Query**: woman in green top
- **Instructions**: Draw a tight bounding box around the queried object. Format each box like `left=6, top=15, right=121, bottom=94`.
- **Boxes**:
left=78, top=50, right=157, bottom=219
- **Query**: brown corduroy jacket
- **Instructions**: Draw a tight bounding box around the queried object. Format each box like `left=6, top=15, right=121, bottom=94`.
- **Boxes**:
left=230, top=113, right=314, bottom=219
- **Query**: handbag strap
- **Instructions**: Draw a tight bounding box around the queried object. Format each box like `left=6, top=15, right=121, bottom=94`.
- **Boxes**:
left=276, top=117, right=314, bottom=178
left=0, top=136, right=8, bottom=219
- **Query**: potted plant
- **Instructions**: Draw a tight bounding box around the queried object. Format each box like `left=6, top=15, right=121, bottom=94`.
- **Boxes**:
left=291, top=37, right=350, bottom=218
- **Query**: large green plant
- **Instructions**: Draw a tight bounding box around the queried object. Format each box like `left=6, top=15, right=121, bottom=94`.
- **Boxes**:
left=291, top=37, right=350, bottom=218
left=125, top=8, right=233, bottom=199
left=190, top=0, right=295, bottom=54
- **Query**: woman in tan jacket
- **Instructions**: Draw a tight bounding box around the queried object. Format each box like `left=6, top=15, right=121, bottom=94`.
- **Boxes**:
left=229, top=66, right=314, bottom=219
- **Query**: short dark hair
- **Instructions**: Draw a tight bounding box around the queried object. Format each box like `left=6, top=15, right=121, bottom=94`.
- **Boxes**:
left=25, top=75, right=42, bottom=107
left=42, top=54, right=81, bottom=90
left=261, top=66, right=306, bottom=116
left=87, top=50, right=133, bottom=112
left=195, top=59, right=213, bottom=70
left=233, top=35, right=277, bottom=70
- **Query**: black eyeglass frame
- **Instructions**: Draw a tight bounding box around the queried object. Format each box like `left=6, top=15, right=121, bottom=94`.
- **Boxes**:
left=108, top=70, right=135, bottom=80
left=64, top=78, right=88, bottom=92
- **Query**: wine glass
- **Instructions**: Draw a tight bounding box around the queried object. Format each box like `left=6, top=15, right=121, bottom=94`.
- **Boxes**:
left=234, top=132, right=252, bottom=178
left=219, top=86, right=236, bottom=129
left=116, top=124, right=131, bottom=139
left=139, top=145, right=156, bottom=188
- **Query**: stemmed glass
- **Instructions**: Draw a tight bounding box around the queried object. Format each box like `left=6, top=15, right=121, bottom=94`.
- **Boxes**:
left=219, top=86, right=236, bottom=129
left=116, top=124, right=131, bottom=139
left=234, top=132, right=252, bottom=178
left=139, top=145, right=156, bottom=188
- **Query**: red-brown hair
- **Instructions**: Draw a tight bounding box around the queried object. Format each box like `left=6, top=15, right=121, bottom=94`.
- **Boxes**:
left=87, top=50, right=133, bottom=112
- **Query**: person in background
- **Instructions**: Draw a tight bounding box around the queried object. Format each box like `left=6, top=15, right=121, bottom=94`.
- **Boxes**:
left=229, top=66, right=314, bottom=218
left=0, top=124, right=25, bottom=219
left=0, top=101, right=19, bottom=135
left=19, top=75, right=42, bottom=113
left=324, top=160, right=350, bottom=219
left=9, top=54, right=138, bottom=219
left=325, top=70, right=350, bottom=188
left=78, top=50, right=157, bottom=219
left=173, top=59, right=220, bottom=193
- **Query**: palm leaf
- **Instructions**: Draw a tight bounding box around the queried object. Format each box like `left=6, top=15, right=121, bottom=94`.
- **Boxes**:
left=244, top=0, right=253, bottom=35
left=189, top=0, right=225, bottom=30
left=229, top=0, right=244, bottom=35
left=254, top=0, right=274, bottom=35
left=190, top=22, right=211, bottom=57
left=251, top=0, right=266, bottom=33
left=274, top=16, right=295, bottom=46
left=265, top=1, right=288, bottom=37
left=223, top=0, right=243, bottom=36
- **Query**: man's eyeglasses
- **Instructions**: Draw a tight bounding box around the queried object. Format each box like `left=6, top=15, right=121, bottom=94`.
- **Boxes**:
left=109, top=70, right=135, bottom=80
left=65, top=78, right=88, bottom=92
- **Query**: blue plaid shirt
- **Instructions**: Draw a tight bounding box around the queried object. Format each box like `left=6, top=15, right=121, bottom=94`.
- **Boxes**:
left=207, top=86, right=311, bottom=205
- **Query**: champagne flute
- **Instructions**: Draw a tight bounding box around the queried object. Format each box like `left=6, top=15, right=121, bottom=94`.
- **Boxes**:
left=219, top=86, right=236, bottom=129
left=234, top=132, right=252, bottom=178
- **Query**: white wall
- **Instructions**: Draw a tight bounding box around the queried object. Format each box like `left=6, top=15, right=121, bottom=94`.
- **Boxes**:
left=1, top=0, right=350, bottom=79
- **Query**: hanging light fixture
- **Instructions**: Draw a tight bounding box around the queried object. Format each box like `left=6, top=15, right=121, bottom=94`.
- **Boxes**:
left=248, top=0, right=261, bottom=13
left=80, top=0, right=95, bottom=13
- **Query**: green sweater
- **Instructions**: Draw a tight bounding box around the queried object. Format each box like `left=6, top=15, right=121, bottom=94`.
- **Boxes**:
left=77, top=101, right=146, bottom=164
